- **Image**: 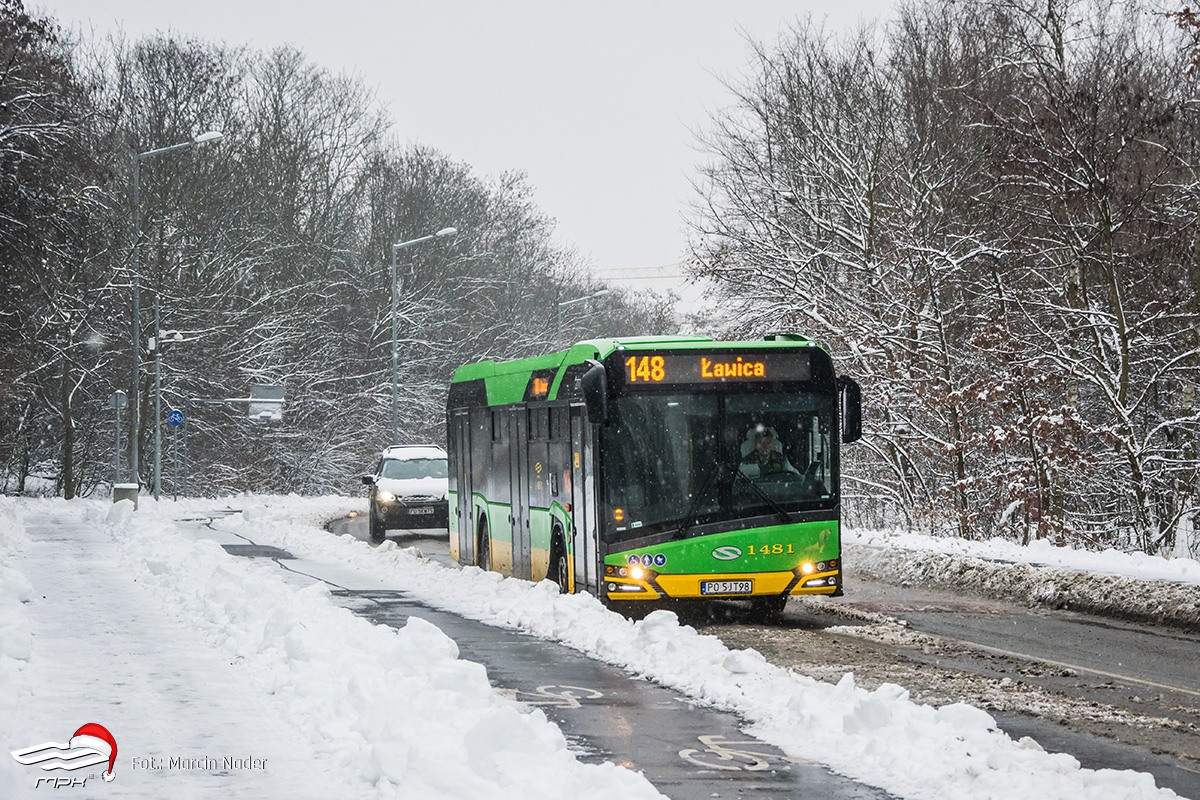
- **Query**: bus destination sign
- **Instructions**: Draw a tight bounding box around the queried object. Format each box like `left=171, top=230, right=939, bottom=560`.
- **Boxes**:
left=622, top=352, right=811, bottom=386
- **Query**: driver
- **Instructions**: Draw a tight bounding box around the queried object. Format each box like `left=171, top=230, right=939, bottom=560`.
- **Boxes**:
left=740, top=429, right=789, bottom=476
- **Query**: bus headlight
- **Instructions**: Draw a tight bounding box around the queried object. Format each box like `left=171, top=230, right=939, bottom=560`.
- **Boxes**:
left=800, top=562, right=815, bottom=575
left=629, top=566, right=646, bottom=580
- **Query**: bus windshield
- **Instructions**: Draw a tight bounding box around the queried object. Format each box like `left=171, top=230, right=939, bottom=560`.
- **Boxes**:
left=599, top=389, right=835, bottom=542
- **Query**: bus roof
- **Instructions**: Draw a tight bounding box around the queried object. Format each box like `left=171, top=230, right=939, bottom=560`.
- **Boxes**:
left=449, top=333, right=829, bottom=406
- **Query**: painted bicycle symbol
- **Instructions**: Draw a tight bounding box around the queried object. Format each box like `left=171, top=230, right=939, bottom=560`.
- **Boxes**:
left=503, top=684, right=605, bottom=710
left=679, top=734, right=807, bottom=771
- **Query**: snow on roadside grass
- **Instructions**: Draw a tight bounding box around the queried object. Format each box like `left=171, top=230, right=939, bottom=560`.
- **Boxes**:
left=203, top=494, right=1178, bottom=800
left=846, top=529, right=1200, bottom=632
left=101, top=498, right=667, bottom=800
left=847, top=527, right=1200, bottom=583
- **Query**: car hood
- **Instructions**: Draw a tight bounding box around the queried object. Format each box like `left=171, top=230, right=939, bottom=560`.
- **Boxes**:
left=376, top=476, right=448, bottom=500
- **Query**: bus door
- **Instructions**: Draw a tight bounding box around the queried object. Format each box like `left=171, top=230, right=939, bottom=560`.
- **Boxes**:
left=450, top=409, right=474, bottom=564
left=508, top=409, right=532, bottom=579
left=528, top=408, right=555, bottom=582
left=569, top=405, right=598, bottom=593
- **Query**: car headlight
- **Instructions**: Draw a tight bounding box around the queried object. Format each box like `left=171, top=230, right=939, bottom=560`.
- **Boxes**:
left=377, top=490, right=397, bottom=502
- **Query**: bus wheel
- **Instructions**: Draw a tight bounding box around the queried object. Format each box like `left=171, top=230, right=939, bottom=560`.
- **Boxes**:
left=551, top=531, right=570, bottom=594
left=748, top=596, right=787, bottom=623
left=477, top=519, right=491, bottom=572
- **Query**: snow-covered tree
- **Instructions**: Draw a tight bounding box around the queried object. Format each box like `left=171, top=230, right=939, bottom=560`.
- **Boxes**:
left=690, top=0, right=1199, bottom=555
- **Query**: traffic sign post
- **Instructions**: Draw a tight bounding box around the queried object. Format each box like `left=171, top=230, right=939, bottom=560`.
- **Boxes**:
left=165, top=408, right=185, bottom=499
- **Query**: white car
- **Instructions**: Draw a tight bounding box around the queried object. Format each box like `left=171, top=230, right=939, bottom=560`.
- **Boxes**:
left=360, top=445, right=449, bottom=543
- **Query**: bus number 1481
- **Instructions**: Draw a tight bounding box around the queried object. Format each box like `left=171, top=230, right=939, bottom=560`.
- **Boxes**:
left=747, top=544, right=795, bottom=555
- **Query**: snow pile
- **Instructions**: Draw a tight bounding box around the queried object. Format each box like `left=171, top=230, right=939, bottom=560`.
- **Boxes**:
left=846, top=529, right=1200, bottom=632
left=0, top=500, right=34, bottom=671
left=106, top=498, right=666, bottom=800
left=847, top=527, right=1200, bottom=582
left=0, top=499, right=35, bottom=797
left=197, top=495, right=1178, bottom=799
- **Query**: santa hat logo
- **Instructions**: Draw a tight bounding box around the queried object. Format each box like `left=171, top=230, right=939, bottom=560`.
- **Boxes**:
left=70, top=723, right=118, bottom=782
left=10, top=722, right=118, bottom=782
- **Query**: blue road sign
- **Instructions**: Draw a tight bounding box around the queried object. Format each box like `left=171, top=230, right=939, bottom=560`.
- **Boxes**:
left=166, top=409, right=185, bottom=428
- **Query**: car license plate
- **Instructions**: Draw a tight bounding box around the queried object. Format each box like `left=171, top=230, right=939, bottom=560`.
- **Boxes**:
left=407, top=506, right=434, bottom=515
left=700, top=580, right=752, bottom=595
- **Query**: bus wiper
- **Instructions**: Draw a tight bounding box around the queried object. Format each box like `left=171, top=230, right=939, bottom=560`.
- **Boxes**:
left=731, top=468, right=793, bottom=525
left=675, top=462, right=724, bottom=540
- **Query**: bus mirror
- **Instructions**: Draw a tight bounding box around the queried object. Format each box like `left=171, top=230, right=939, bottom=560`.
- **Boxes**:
left=839, top=376, right=862, bottom=444
left=581, top=361, right=609, bottom=424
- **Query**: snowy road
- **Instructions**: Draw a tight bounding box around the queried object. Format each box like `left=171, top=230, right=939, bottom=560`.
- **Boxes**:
left=1, top=496, right=1190, bottom=799
left=279, top=517, right=890, bottom=798
left=705, top=588, right=1200, bottom=798
left=335, top=589, right=888, bottom=799
left=347, top=513, right=1200, bottom=797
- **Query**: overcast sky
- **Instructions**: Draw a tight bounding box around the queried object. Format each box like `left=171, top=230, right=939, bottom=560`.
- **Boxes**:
left=40, top=0, right=894, bottom=301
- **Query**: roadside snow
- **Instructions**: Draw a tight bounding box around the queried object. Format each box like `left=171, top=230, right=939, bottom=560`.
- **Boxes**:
left=2, top=494, right=1190, bottom=799
left=846, top=529, right=1200, bottom=632
left=0, top=497, right=662, bottom=800
left=847, top=527, right=1200, bottom=583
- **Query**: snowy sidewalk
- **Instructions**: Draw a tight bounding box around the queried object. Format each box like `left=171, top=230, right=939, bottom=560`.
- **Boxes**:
left=0, top=498, right=664, bottom=799
left=0, top=501, right=347, bottom=797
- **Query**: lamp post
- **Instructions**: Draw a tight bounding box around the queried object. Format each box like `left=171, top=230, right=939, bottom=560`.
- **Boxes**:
left=555, top=288, right=610, bottom=339
left=390, top=226, right=457, bottom=445
left=130, top=130, right=224, bottom=491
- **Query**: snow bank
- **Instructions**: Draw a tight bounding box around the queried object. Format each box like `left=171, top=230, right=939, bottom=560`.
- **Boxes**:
left=104, top=497, right=666, bottom=800
left=847, top=529, right=1200, bottom=632
left=848, top=527, right=1200, bottom=583
left=0, top=499, right=35, bottom=797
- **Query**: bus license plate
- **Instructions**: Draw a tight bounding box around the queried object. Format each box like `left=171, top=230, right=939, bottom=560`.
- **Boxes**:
left=700, top=580, right=752, bottom=595
left=407, top=506, right=434, bottom=515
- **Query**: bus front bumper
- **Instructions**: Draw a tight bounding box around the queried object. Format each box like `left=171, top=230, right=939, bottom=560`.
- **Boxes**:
left=602, top=565, right=841, bottom=601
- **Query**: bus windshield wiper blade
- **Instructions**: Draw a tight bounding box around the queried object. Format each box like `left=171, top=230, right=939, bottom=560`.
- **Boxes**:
left=675, top=462, right=724, bottom=540
left=731, top=468, right=793, bottom=525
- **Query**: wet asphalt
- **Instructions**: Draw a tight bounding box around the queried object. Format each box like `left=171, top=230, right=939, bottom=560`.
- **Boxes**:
left=333, top=588, right=890, bottom=800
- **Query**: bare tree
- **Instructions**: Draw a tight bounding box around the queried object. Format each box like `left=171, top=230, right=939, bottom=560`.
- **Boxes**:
left=0, top=0, right=116, bottom=497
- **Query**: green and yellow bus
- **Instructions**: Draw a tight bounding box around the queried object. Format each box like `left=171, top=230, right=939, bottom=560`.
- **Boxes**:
left=446, top=334, right=862, bottom=618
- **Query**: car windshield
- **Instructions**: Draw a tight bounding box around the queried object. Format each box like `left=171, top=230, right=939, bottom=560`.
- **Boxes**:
left=380, top=457, right=447, bottom=480
left=599, top=390, right=834, bottom=542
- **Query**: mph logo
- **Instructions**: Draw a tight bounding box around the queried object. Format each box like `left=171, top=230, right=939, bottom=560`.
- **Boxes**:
left=711, top=545, right=742, bottom=561
left=11, top=723, right=117, bottom=786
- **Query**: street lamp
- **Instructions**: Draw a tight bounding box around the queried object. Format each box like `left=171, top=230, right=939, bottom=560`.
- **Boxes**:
left=390, top=226, right=457, bottom=445
left=130, top=130, right=224, bottom=492
left=555, top=288, right=611, bottom=339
